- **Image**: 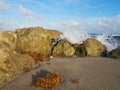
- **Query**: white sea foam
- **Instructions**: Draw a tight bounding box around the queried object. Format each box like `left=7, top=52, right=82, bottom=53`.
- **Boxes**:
left=95, top=34, right=118, bottom=52
left=59, top=30, right=90, bottom=44
left=56, top=30, right=118, bottom=52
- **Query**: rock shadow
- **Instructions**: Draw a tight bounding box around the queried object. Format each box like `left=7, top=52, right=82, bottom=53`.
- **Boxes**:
left=31, top=70, right=50, bottom=85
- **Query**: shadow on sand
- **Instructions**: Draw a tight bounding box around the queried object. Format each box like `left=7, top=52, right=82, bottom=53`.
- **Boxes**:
left=31, top=70, right=50, bottom=85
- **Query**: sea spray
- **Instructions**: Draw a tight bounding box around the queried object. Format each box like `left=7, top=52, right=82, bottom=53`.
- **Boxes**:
left=55, top=30, right=118, bottom=52
left=96, top=34, right=118, bottom=52
left=59, top=30, right=90, bottom=44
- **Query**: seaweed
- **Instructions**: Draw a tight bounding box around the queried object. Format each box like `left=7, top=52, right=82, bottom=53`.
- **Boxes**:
left=33, top=71, right=62, bottom=89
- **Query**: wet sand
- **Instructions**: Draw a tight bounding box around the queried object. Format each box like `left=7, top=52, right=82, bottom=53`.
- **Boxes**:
left=0, top=57, right=120, bottom=90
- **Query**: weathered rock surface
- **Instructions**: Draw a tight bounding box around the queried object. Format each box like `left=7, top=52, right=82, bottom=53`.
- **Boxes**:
left=0, top=51, right=36, bottom=86
left=0, top=27, right=113, bottom=87
left=0, top=30, right=17, bottom=59
left=83, top=38, right=107, bottom=56
left=52, top=41, right=75, bottom=57
left=0, top=30, right=17, bottom=86
left=16, top=27, right=62, bottom=61
left=72, top=44, right=87, bottom=56
left=108, top=48, right=120, bottom=59
left=0, top=30, right=37, bottom=86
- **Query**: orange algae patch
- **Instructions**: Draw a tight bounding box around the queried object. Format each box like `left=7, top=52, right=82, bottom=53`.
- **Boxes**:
left=47, top=62, right=51, bottom=65
left=34, top=71, right=62, bottom=89
left=72, top=79, right=80, bottom=84
left=23, top=67, right=31, bottom=73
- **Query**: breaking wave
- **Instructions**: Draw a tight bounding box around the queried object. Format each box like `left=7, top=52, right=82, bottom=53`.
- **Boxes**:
left=58, top=30, right=119, bottom=52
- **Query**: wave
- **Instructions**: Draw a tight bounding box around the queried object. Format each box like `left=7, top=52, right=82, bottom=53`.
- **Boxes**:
left=57, top=30, right=119, bottom=52
left=95, top=34, right=118, bottom=52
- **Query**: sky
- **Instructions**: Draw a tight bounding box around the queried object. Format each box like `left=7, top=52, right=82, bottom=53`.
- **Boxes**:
left=0, top=0, right=120, bottom=34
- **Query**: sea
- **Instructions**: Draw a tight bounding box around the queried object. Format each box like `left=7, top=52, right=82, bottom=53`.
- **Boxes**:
left=58, top=30, right=120, bottom=52
left=113, top=36, right=120, bottom=46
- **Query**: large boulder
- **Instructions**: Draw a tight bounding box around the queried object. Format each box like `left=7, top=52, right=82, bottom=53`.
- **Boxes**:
left=83, top=38, right=107, bottom=56
left=52, top=41, right=75, bottom=57
left=16, top=27, right=62, bottom=61
left=0, top=51, right=36, bottom=86
left=0, top=30, right=17, bottom=59
left=0, top=30, right=37, bottom=86
left=108, top=48, right=120, bottom=59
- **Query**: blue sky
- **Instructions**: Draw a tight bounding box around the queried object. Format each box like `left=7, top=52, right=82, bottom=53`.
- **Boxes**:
left=0, top=0, right=120, bottom=34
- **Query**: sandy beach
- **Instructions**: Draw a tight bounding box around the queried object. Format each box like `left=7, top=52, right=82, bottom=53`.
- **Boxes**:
left=0, top=57, right=120, bottom=90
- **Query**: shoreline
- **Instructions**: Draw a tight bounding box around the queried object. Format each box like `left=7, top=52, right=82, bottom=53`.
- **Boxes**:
left=0, top=57, right=120, bottom=90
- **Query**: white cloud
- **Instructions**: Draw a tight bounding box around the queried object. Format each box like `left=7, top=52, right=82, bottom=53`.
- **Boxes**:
left=18, top=5, right=43, bottom=19
left=68, top=20, right=79, bottom=26
left=48, top=14, right=120, bottom=34
left=97, top=18, right=111, bottom=27
left=48, top=20, right=84, bottom=32
left=0, top=21, right=14, bottom=30
left=19, top=5, right=34, bottom=19
left=0, top=0, right=8, bottom=10
left=114, top=14, right=120, bottom=25
left=0, top=20, right=42, bottom=30
left=96, top=15, right=120, bottom=32
left=0, top=12, right=120, bottom=34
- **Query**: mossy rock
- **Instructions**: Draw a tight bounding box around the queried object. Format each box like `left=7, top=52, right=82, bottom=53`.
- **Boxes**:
left=0, top=30, right=17, bottom=59
left=84, top=38, right=107, bottom=56
left=16, top=27, right=62, bottom=61
left=0, top=51, right=37, bottom=86
left=108, top=48, right=120, bottom=59
left=52, top=41, right=75, bottom=57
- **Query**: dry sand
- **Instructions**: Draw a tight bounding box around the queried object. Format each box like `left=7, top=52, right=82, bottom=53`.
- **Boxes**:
left=0, top=57, right=120, bottom=90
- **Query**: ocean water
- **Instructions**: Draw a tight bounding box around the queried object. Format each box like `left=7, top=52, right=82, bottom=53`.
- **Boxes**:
left=113, top=36, right=120, bottom=46
left=57, top=30, right=120, bottom=52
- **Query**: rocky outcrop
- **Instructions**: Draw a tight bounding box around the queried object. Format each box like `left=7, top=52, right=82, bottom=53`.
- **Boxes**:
left=0, top=27, right=111, bottom=87
left=16, top=27, right=62, bottom=61
left=83, top=38, right=107, bottom=56
left=108, top=48, right=120, bottom=59
left=0, top=30, right=17, bottom=59
left=0, top=51, right=36, bottom=86
left=0, top=30, right=37, bottom=86
left=52, top=41, right=75, bottom=57
left=72, top=38, right=107, bottom=57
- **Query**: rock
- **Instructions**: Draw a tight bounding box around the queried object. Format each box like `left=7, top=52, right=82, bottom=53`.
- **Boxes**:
left=0, top=30, right=38, bottom=87
left=0, top=51, right=36, bottom=86
left=0, top=30, right=17, bottom=59
left=25, top=51, right=50, bottom=63
left=108, top=48, right=120, bottom=59
left=83, top=38, right=107, bottom=56
left=52, top=41, right=75, bottom=57
left=72, top=44, right=87, bottom=56
left=47, top=29, right=63, bottom=39
left=16, top=27, right=62, bottom=61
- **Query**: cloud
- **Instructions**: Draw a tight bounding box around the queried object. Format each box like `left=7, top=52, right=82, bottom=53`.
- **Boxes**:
left=19, top=5, right=34, bottom=19
left=23, top=0, right=49, bottom=9
left=96, top=15, right=120, bottom=30
left=67, top=20, right=79, bottom=26
left=0, top=21, right=14, bottom=30
left=48, top=14, right=120, bottom=34
left=0, top=0, right=8, bottom=10
left=18, top=5, right=43, bottom=19
left=48, top=20, right=83, bottom=32
left=114, top=14, right=120, bottom=25
left=97, top=18, right=111, bottom=27
left=0, top=20, right=42, bottom=30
